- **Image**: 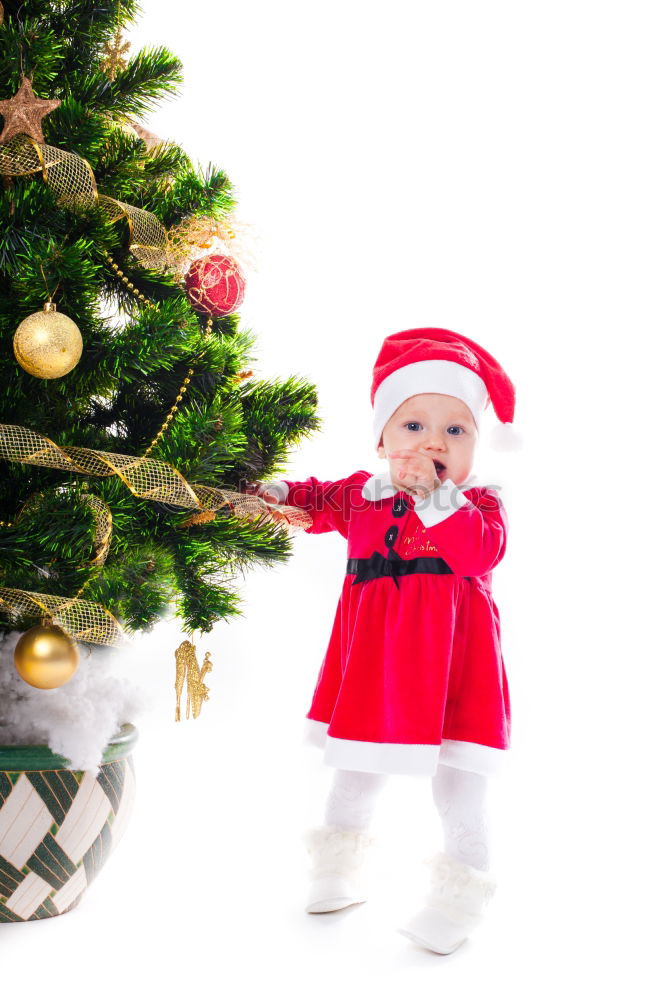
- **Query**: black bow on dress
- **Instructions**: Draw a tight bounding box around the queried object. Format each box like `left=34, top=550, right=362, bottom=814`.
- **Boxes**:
left=348, top=549, right=457, bottom=590
left=349, top=548, right=406, bottom=589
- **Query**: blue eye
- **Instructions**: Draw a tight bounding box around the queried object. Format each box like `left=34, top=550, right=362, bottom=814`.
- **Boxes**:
left=405, top=422, right=422, bottom=431
left=448, top=426, right=464, bottom=436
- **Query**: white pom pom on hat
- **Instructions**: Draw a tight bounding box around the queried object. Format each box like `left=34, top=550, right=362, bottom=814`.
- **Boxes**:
left=370, top=327, right=521, bottom=451
left=489, top=421, right=523, bottom=450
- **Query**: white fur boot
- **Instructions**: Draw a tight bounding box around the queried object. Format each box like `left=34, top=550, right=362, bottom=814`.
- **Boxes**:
left=303, top=824, right=376, bottom=914
left=397, top=852, right=496, bottom=954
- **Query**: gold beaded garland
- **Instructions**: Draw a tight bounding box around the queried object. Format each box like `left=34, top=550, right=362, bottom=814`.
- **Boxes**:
left=103, top=252, right=213, bottom=458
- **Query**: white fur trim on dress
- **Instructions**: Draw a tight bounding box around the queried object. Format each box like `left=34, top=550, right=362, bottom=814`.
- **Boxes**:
left=304, top=718, right=506, bottom=777
left=361, top=469, right=479, bottom=503
left=412, top=478, right=471, bottom=528
left=372, top=360, right=488, bottom=449
left=438, top=739, right=506, bottom=776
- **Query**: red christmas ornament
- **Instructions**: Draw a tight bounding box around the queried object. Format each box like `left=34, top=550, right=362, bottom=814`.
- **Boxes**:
left=184, top=253, right=246, bottom=317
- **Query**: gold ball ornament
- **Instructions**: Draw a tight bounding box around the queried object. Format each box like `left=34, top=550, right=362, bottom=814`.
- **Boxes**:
left=13, top=301, right=83, bottom=379
left=13, top=623, right=80, bottom=690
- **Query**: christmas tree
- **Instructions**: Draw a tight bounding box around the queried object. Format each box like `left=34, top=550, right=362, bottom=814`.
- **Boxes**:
left=0, top=1, right=318, bottom=717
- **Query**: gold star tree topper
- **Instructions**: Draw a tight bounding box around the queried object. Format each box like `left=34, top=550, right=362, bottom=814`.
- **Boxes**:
left=0, top=76, right=61, bottom=145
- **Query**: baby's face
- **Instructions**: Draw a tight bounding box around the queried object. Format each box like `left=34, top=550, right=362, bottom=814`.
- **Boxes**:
left=377, top=393, right=478, bottom=487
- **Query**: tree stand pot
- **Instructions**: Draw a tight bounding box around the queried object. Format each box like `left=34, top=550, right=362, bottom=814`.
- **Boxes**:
left=0, top=723, right=137, bottom=922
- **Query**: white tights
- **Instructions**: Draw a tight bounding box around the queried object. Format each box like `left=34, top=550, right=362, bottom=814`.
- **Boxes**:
left=323, top=764, right=491, bottom=872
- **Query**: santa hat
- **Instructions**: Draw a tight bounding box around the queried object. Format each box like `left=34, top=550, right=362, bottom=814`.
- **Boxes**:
left=371, top=327, right=521, bottom=451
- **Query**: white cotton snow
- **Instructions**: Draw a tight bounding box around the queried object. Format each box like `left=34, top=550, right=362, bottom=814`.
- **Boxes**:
left=0, top=631, right=155, bottom=773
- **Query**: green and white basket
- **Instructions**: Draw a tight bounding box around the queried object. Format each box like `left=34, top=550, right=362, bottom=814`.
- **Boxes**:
left=0, top=724, right=137, bottom=921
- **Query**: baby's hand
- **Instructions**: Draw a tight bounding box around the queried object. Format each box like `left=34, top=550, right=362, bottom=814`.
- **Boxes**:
left=387, top=450, right=440, bottom=499
left=244, top=481, right=282, bottom=505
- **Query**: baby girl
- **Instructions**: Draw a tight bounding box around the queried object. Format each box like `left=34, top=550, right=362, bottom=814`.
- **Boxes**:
left=248, top=327, right=518, bottom=955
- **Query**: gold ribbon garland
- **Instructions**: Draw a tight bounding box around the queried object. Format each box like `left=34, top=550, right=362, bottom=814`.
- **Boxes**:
left=0, top=587, right=124, bottom=645
left=8, top=489, right=113, bottom=567
left=0, top=135, right=245, bottom=274
left=0, top=491, right=118, bottom=645
left=0, top=423, right=312, bottom=529
left=83, top=493, right=114, bottom=566
left=0, top=134, right=171, bottom=268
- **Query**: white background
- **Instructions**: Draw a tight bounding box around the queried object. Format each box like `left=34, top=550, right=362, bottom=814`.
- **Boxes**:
left=3, top=1, right=665, bottom=996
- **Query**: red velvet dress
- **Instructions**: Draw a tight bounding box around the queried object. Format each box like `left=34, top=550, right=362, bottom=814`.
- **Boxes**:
left=275, top=468, right=510, bottom=777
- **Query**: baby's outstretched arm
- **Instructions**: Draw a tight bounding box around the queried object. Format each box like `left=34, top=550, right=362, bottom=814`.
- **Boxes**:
left=246, top=472, right=371, bottom=537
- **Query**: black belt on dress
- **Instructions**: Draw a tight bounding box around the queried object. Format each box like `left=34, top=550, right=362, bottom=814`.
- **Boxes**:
left=347, top=549, right=456, bottom=589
